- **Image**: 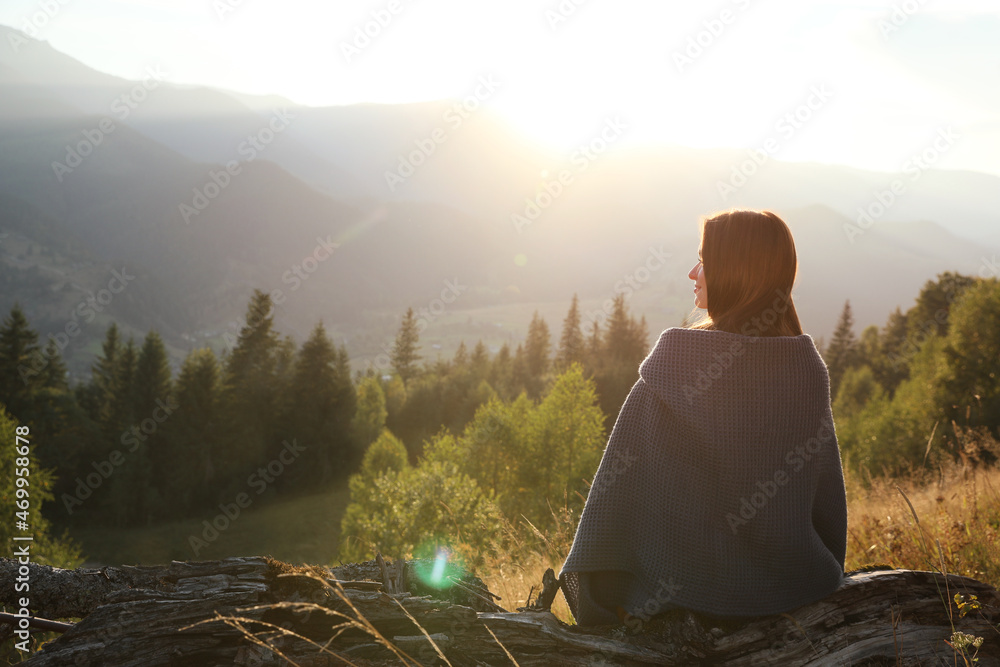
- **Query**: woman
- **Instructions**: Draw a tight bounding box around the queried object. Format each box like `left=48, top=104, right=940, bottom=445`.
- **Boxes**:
left=559, top=209, right=847, bottom=626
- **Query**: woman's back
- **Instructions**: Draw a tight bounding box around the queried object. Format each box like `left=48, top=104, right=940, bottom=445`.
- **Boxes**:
left=560, top=209, right=847, bottom=626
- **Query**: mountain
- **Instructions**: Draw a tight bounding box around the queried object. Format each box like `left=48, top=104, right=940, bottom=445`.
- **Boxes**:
left=1, top=25, right=997, bottom=377
left=11, top=25, right=994, bottom=246
left=0, top=93, right=509, bottom=368
left=0, top=26, right=370, bottom=200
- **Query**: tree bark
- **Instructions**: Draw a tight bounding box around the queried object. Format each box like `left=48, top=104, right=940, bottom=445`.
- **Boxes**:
left=2, top=557, right=997, bottom=666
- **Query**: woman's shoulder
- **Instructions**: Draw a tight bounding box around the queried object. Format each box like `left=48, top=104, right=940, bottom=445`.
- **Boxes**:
left=644, top=328, right=829, bottom=408
left=644, top=327, right=826, bottom=382
left=653, top=326, right=818, bottom=350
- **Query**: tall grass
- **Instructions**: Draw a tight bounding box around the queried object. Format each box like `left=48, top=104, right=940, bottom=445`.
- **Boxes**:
left=479, top=508, right=578, bottom=623
left=845, top=427, right=1000, bottom=586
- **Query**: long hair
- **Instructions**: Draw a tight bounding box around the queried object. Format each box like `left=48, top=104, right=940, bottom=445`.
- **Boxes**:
left=688, top=209, right=803, bottom=337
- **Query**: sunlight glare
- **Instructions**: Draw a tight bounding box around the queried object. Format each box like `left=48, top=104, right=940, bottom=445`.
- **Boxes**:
left=413, top=545, right=462, bottom=590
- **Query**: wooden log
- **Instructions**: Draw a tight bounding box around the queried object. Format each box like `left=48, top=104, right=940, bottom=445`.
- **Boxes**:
left=2, top=557, right=998, bottom=666
left=0, top=556, right=189, bottom=619
left=0, top=612, right=72, bottom=634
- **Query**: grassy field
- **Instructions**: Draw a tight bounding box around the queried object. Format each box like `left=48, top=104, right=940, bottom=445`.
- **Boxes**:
left=68, top=485, right=352, bottom=568
left=845, top=463, right=1000, bottom=584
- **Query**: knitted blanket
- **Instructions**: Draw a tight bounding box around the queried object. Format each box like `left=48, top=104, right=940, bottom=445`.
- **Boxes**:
left=559, top=327, right=847, bottom=625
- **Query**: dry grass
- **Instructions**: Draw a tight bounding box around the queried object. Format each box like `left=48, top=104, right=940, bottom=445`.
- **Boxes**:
left=845, top=458, right=1000, bottom=587
left=479, top=509, right=577, bottom=624
left=482, top=549, right=574, bottom=622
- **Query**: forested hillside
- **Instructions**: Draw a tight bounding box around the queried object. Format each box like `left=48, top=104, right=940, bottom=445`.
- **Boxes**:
left=0, top=287, right=646, bottom=532
left=2, top=272, right=998, bottom=566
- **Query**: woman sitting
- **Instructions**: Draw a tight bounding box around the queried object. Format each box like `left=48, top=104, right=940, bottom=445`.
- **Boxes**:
left=559, top=209, right=847, bottom=626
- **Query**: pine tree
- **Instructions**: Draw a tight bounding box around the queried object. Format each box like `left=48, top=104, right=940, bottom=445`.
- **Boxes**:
left=586, top=320, right=602, bottom=365
left=39, top=338, right=69, bottom=391
left=280, top=322, right=348, bottom=487
left=85, top=322, right=122, bottom=429
left=219, top=290, right=280, bottom=490
left=824, top=300, right=858, bottom=399
left=470, top=340, right=489, bottom=377
left=556, top=295, right=585, bottom=370
left=134, top=332, right=172, bottom=419
left=603, top=294, right=647, bottom=366
left=273, top=334, right=298, bottom=392
left=855, top=325, right=882, bottom=374
left=29, top=376, right=93, bottom=512
left=0, top=303, right=41, bottom=419
left=591, top=296, right=648, bottom=430
left=879, top=307, right=909, bottom=393
left=511, top=344, right=529, bottom=398
left=391, top=308, right=422, bottom=384
left=490, top=343, right=512, bottom=398
left=129, top=331, right=173, bottom=521
left=113, top=338, right=138, bottom=434
left=453, top=341, right=469, bottom=369
left=524, top=312, right=551, bottom=398
left=637, top=315, right=650, bottom=351
left=84, top=324, right=137, bottom=440
left=160, top=348, right=221, bottom=516
left=2, top=315, right=86, bottom=511
left=333, top=344, right=358, bottom=466
left=103, top=337, right=140, bottom=526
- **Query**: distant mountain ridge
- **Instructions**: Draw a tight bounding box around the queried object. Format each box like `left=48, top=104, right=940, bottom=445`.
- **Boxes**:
left=0, top=24, right=997, bottom=377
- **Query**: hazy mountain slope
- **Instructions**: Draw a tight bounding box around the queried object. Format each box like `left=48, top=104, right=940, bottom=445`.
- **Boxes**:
left=0, top=190, right=190, bottom=378
left=0, top=26, right=371, bottom=200
left=288, top=107, right=1000, bottom=245
left=2, top=25, right=998, bottom=375
left=0, top=26, right=123, bottom=96
left=777, top=205, right=993, bottom=336
left=713, top=158, right=1000, bottom=244
left=7, top=26, right=996, bottom=245
left=0, top=88, right=512, bottom=364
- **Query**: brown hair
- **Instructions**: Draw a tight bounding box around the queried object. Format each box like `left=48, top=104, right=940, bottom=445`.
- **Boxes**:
left=688, top=209, right=803, bottom=337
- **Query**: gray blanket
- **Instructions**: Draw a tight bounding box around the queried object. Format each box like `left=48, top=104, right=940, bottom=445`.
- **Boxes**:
left=559, top=327, right=847, bottom=625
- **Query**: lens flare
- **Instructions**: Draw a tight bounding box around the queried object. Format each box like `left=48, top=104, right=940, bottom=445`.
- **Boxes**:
left=412, top=545, right=465, bottom=590
left=431, top=548, right=448, bottom=583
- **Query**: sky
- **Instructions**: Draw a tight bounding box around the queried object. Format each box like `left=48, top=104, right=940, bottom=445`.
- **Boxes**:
left=2, top=0, right=999, bottom=177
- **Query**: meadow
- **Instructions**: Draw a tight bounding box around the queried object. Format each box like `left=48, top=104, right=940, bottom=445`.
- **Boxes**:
left=70, top=487, right=351, bottom=568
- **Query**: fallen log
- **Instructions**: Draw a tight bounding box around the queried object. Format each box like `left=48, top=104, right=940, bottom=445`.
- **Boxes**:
left=1, top=556, right=997, bottom=666
left=0, top=612, right=72, bottom=634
